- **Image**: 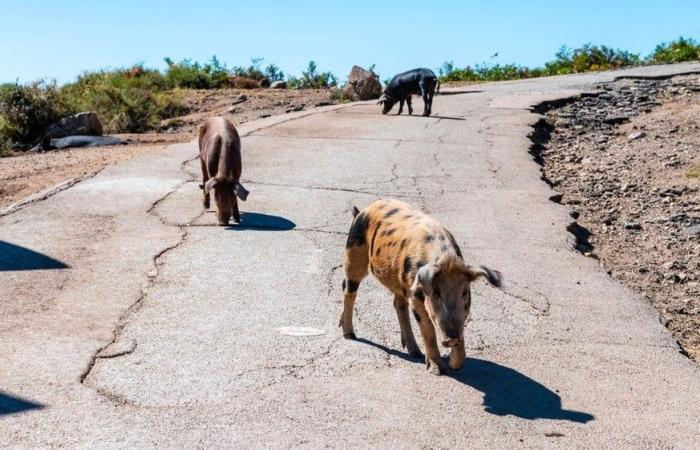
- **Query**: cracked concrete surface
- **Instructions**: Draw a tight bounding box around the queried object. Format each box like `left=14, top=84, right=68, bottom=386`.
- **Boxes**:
left=2, top=63, right=700, bottom=448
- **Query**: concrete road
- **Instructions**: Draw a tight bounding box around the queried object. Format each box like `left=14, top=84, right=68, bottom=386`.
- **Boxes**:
left=2, top=63, right=700, bottom=448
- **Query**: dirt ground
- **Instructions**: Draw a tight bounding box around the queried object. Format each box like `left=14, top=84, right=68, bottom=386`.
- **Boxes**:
left=538, top=75, right=700, bottom=360
left=0, top=88, right=341, bottom=209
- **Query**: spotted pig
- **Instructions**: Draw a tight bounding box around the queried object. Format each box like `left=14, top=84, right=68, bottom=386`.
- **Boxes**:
left=338, top=199, right=502, bottom=375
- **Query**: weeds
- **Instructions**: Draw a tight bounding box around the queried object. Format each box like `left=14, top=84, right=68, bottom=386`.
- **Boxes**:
left=650, top=37, right=700, bottom=63
left=686, top=165, right=700, bottom=179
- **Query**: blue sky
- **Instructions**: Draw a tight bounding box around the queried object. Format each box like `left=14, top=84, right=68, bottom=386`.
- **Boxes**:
left=2, top=0, right=699, bottom=84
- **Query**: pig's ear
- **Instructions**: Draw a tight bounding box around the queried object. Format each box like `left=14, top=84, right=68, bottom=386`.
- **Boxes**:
left=465, top=265, right=502, bottom=288
left=233, top=181, right=249, bottom=201
left=203, top=178, right=218, bottom=194
left=410, top=264, right=440, bottom=298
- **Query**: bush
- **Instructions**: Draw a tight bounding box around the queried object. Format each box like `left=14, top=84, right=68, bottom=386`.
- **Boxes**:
left=264, top=63, right=285, bottom=82
left=439, top=43, right=642, bottom=82
left=0, top=81, right=75, bottom=151
left=61, top=66, right=187, bottom=133
left=649, top=37, right=700, bottom=63
left=561, top=44, right=640, bottom=73
left=438, top=61, right=540, bottom=82
left=287, top=61, right=337, bottom=89
left=164, top=56, right=229, bottom=89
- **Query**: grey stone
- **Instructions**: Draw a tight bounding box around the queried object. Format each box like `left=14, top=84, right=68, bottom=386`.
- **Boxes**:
left=603, top=114, right=629, bottom=125
left=45, top=112, right=103, bottom=139
left=50, top=135, right=127, bottom=149
left=270, top=80, right=287, bottom=89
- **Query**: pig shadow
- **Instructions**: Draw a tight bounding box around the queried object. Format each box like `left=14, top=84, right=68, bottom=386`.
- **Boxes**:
left=355, top=338, right=594, bottom=423
left=225, top=212, right=296, bottom=231
left=0, top=241, right=70, bottom=271
left=403, top=114, right=466, bottom=121
left=437, top=90, right=483, bottom=96
left=0, top=391, right=44, bottom=416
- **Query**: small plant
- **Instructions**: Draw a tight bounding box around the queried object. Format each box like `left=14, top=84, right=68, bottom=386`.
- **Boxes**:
left=288, top=61, right=337, bottom=89
left=264, top=63, right=285, bottom=82
left=650, top=37, right=700, bottom=63
left=329, top=87, right=355, bottom=103
left=231, top=57, right=267, bottom=81
left=686, top=165, right=700, bottom=179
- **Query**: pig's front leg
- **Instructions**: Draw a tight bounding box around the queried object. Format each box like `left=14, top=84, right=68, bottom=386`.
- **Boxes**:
left=412, top=301, right=446, bottom=375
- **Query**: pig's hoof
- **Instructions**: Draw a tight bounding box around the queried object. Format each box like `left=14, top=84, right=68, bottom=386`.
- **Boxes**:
left=426, top=358, right=447, bottom=375
left=343, top=332, right=357, bottom=340
left=449, top=358, right=465, bottom=371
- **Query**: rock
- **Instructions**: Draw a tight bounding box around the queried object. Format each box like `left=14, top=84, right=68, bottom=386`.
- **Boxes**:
left=232, top=94, right=248, bottom=105
left=344, top=65, right=382, bottom=101
left=624, top=221, right=642, bottom=230
left=603, top=114, right=629, bottom=125
left=46, top=112, right=103, bottom=139
left=50, top=135, right=127, bottom=149
left=686, top=224, right=700, bottom=236
left=270, top=80, right=287, bottom=89
left=627, top=131, right=646, bottom=141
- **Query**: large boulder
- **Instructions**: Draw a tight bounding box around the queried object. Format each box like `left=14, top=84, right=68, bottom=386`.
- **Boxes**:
left=46, top=112, right=103, bottom=139
left=270, top=80, right=287, bottom=89
left=344, top=65, right=382, bottom=100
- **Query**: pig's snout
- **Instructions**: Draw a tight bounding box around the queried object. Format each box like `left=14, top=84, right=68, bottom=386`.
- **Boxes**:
left=441, top=338, right=461, bottom=348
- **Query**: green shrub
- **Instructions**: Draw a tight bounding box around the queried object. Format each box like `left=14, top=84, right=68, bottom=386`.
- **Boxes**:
left=649, top=37, right=700, bottom=63
left=0, top=81, right=75, bottom=151
left=440, top=43, right=642, bottom=82
left=61, top=66, right=187, bottom=133
left=439, top=61, right=540, bottom=82
left=264, top=63, right=285, bottom=82
left=164, top=56, right=229, bottom=89
left=231, top=57, right=266, bottom=82
left=568, top=44, right=640, bottom=72
left=288, top=61, right=337, bottom=89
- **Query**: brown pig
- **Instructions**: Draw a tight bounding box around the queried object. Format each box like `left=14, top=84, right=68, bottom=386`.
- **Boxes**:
left=339, top=199, right=502, bottom=375
left=198, top=117, right=249, bottom=225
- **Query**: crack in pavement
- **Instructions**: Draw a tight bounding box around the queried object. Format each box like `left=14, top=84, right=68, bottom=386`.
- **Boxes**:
left=500, top=280, right=552, bottom=316
left=78, top=107, right=374, bottom=402
left=80, top=156, right=202, bottom=392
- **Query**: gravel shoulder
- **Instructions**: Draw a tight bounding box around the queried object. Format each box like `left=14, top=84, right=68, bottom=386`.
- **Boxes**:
left=536, top=74, right=700, bottom=360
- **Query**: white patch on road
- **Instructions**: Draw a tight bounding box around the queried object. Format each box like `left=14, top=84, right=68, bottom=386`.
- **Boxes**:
left=277, top=326, right=326, bottom=337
